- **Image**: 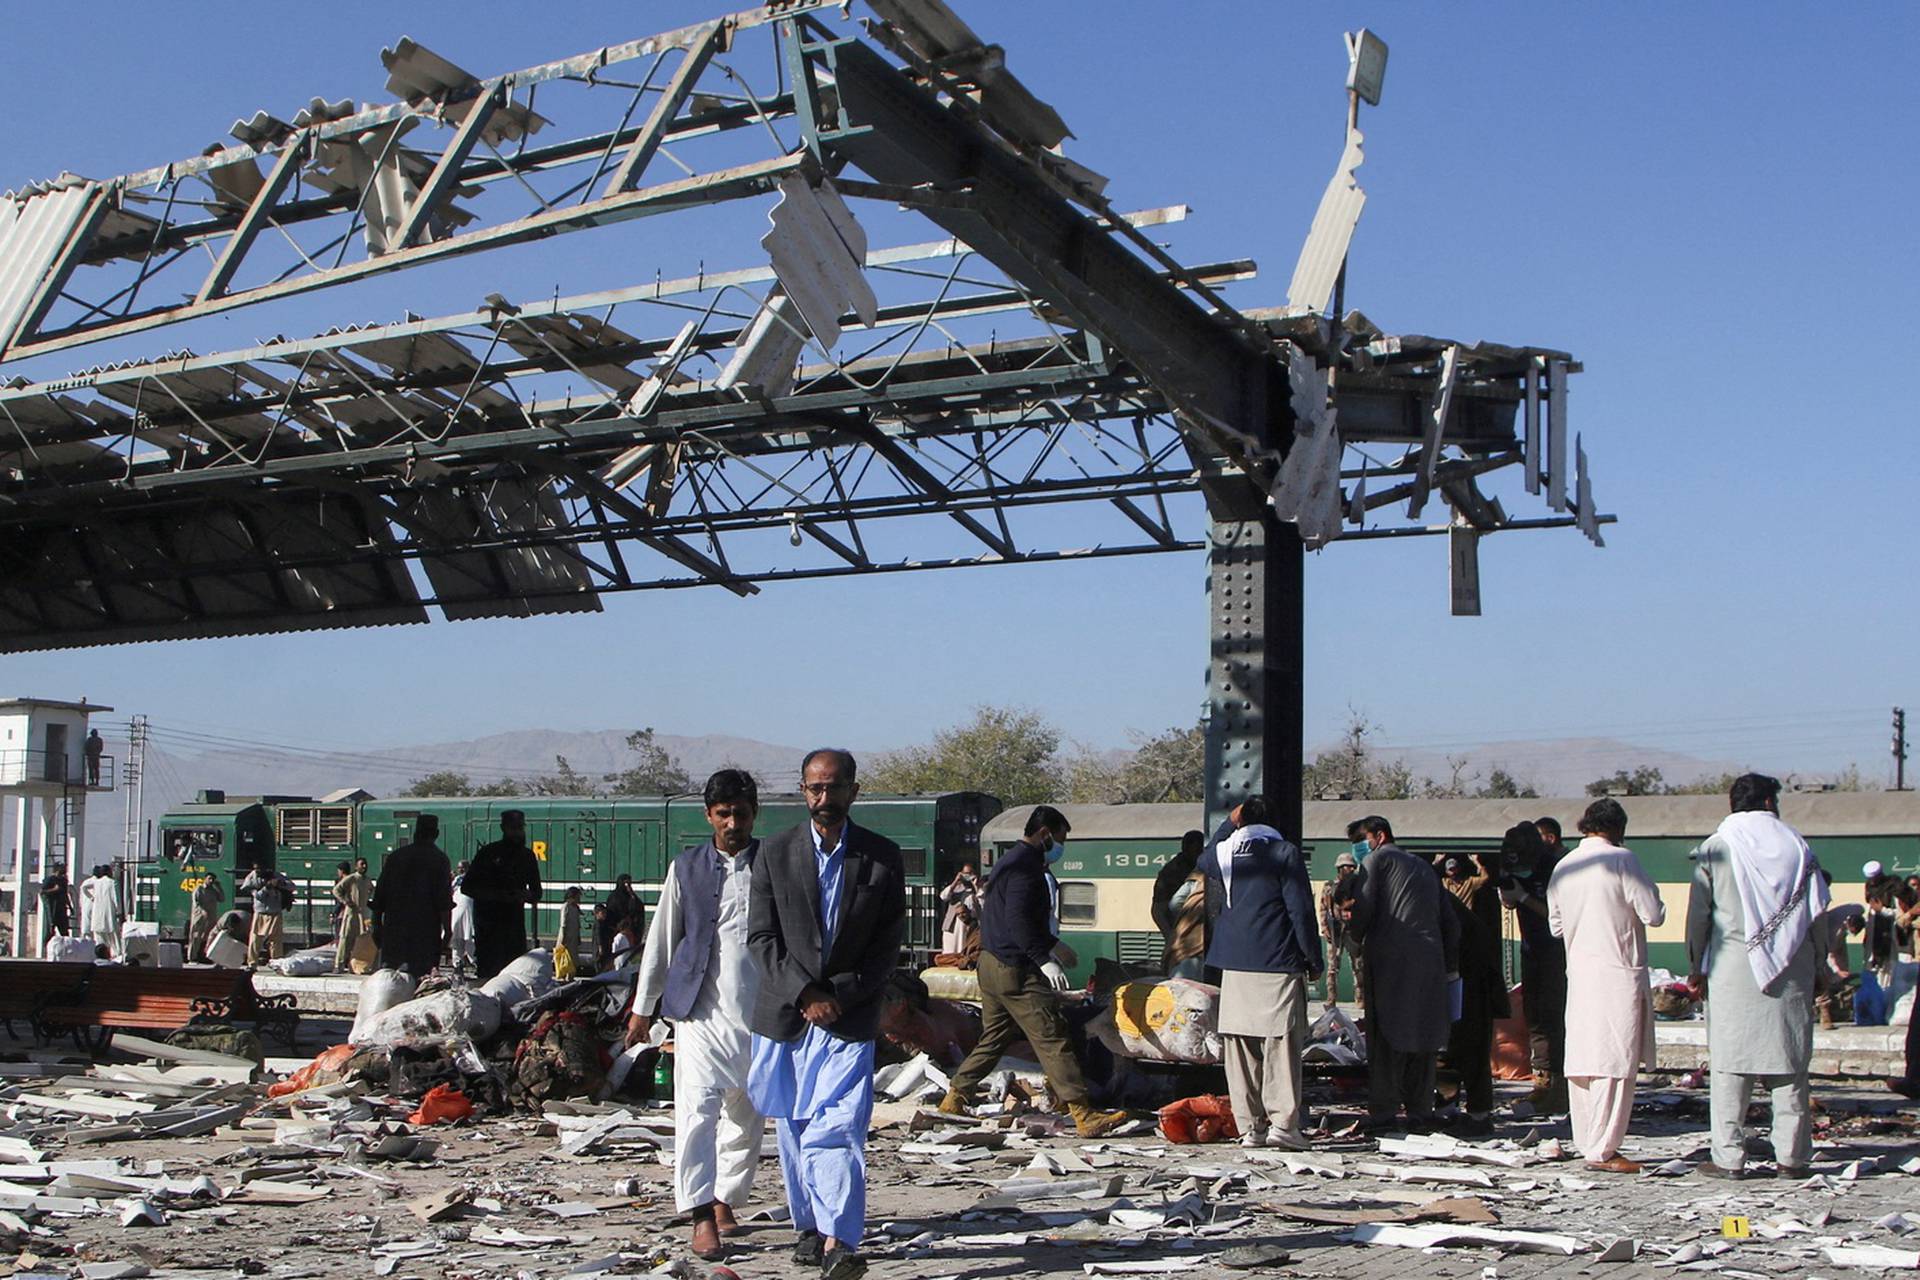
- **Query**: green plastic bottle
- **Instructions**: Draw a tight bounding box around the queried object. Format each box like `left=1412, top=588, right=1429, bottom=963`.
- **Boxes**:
left=653, top=1052, right=673, bottom=1095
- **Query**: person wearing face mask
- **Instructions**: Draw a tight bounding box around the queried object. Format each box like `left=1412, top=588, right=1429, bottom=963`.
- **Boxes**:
left=939, top=806, right=1129, bottom=1138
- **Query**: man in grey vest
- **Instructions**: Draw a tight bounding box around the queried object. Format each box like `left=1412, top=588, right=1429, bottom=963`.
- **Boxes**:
left=628, top=770, right=766, bottom=1261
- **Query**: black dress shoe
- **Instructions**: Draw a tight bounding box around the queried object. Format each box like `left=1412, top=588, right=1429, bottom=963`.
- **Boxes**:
left=821, top=1244, right=867, bottom=1280
left=792, top=1230, right=824, bottom=1265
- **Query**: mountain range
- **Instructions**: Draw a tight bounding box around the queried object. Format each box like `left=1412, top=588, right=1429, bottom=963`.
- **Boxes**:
left=62, top=727, right=1759, bottom=863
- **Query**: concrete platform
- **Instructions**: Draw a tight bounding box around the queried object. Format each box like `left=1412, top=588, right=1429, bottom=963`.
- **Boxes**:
left=248, top=971, right=366, bottom=1015
left=1653, top=1018, right=1909, bottom=1078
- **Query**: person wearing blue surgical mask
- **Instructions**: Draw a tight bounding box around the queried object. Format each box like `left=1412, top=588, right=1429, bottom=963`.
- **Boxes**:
left=1347, top=819, right=1372, bottom=864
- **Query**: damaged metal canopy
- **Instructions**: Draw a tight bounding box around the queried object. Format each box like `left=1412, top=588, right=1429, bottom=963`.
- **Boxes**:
left=0, top=1, right=1608, bottom=653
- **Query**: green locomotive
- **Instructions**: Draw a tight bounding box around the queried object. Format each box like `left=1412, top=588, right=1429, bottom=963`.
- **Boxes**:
left=140, top=789, right=1000, bottom=962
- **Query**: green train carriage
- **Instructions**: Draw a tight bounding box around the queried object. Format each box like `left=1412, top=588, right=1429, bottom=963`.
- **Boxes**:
left=143, top=790, right=1001, bottom=962
left=983, top=793, right=1920, bottom=989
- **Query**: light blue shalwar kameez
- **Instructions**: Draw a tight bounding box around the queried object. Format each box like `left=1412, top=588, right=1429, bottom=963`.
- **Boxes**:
left=746, top=823, right=876, bottom=1247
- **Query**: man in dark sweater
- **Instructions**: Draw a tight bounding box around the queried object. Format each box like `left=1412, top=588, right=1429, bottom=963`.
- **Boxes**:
left=939, top=806, right=1128, bottom=1138
left=464, top=809, right=542, bottom=980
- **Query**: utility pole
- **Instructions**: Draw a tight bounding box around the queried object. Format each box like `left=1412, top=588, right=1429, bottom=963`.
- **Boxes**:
left=1896, top=706, right=1910, bottom=791
left=122, top=716, right=148, bottom=863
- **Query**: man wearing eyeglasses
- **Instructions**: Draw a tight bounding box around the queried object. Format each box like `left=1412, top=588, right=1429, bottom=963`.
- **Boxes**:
left=745, top=749, right=904, bottom=1280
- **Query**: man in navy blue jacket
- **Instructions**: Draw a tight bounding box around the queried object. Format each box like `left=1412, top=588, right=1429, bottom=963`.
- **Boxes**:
left=940, top=806, right=1129, bottom=1138
left=1199, top=797, right=1323, bottom=1148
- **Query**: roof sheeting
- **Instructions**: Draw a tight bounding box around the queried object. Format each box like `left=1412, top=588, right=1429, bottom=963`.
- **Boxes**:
left=0, top=183, right=97, bottom=350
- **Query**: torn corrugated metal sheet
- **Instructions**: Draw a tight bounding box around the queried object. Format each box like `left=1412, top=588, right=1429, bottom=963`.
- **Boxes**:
left=1575, top=433, right=1602, bottom=547
left=1407, top=344, right=1460, bottom=519
left=0, top=183, right=98, bottom=350
left=760, top=174, right=878, bottom=350
left=1269, top=348, right=1343, bottom=548
left=1286, top=123, right=1367, bottom=314
left=381, top=38, right=548, bottom=145
left=718, top=291, right=807, bottom=397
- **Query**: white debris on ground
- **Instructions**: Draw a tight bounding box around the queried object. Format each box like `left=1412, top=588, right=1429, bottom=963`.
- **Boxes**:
left=5, top=981, right=1920, bottom=1280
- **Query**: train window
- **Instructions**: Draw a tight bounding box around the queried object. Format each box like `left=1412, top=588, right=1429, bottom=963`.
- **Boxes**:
left=278, top=806, right=355, bottom=847
left=1058, top=881, right=1097, bottom=926
left=316, top=806, right=354, bottom=846
left=278, top=808, right=316, bottom=846
left=899, top=847, right=928, bottom=878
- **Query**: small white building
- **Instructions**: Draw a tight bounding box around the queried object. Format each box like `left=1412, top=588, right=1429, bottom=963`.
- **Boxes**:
left=1, top=697, right=115, bottom=956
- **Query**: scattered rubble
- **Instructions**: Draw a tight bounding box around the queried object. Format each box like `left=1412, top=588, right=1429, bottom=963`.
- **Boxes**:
left=4, top=959, right=1920, bottom=1279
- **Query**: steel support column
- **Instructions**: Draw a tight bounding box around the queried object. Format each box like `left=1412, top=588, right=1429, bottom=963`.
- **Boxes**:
left=1204, top=514, right=1304, bottom=845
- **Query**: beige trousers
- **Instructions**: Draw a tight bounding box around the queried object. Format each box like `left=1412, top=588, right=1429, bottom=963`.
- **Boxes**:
left=249, top=911, right=284, bottom=964
left=1567, top=1073, right=1634, bottom=1161
left=1220, top=972, right=1308, bottom=1142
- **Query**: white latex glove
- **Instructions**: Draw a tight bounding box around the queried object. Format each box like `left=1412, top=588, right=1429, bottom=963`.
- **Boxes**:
left=1041, top=960, right=1071, bottom=993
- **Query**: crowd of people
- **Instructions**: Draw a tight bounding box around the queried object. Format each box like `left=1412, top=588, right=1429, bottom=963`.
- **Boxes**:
left=1157, top=772, right=1919, bottom=1178
left=24, top=761, right=1920, bottom=1279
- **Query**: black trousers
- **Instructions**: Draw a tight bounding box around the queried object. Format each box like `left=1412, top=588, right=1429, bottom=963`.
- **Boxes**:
left=473, top=904, right=528, bottom=981
left=1446, top=1003, right=1495, bottom=1114
left=1522, top=951, right=1567, bottom=1077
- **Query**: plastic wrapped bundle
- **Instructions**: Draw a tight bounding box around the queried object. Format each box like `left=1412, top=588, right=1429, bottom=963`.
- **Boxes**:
left=350, top=986, right=502, bottom=1049
left=350, top=969, right=417, bottom=1041
left=480, top=949, right=558, bottom=1010
left=919, top=966, right=982, bottom=1004
left=267, top=946, right=335, bottom=976
left=1090, top=977, right=1221, bottom=1065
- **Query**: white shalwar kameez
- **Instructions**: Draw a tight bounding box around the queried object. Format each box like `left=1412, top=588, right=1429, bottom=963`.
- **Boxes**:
left=633, top=849, right=764, bottom=1213
left=1547, top=837, right=1665, bottom=1161
left=80, top=875, right=123, bottom=958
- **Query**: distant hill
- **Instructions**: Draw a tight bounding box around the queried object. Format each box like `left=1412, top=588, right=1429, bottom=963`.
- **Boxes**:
left=67, top=727, right=1821, bottom=861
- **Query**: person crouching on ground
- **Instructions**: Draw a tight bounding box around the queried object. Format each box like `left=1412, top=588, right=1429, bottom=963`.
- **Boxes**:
left=1198, top=796, right=1322, bottom=1149
left=628, top=769, right=767, bottom=1261
left=1547, top=798, right=1666, bottom=1172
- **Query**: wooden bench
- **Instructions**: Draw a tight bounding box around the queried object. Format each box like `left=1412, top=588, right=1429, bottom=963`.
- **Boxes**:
left=0, top=960, right=298, bottom=1054
left=0, top=961, right=93, bottom=1040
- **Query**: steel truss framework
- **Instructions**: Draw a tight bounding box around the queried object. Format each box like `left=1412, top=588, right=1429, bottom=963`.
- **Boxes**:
left=0, top=1, right=1611, bottom=829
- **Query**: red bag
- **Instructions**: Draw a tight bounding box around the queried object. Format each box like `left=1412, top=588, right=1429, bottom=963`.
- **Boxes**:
left=408, top=1083, right=475, bottom=1126
left=1156, top=1094, right=1240, bottom=1144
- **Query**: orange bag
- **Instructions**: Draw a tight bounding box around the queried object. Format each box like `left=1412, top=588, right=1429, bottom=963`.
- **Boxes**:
left=267, top=1043, right=357, bottom=1098
left=1156, top=1094, right=1240, bottom=1144
left=408, top=1083, right=475, bottom=1126
left=1492, top=983, right=1532, bottom=1081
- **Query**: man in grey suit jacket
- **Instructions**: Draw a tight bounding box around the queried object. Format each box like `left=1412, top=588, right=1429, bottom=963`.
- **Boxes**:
left=745, top=748, right=903, bottom=1280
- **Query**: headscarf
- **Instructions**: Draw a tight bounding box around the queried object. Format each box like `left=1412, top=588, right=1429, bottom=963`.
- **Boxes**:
left=1216, top=823, right=1284, bottom=909
left=1713, top=809, right=1830, bottom=990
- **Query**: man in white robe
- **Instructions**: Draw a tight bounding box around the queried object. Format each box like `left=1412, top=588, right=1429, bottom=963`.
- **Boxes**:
left=1686, top=773, right=1830, bottom=1179
left=1548, top=798, right=1665, bottom=1172
left=629, top=769, right=766, bottom=1261
left=79, top=866, right=123, bottom=958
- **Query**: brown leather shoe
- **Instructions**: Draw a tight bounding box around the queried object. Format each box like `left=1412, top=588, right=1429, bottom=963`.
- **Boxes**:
left=1695, top=1160, right=1745, bottom=1179
left=690, top=1215, right=726, bottom=1261
left=713, top=1201, right=742, bottom=1236
left=1585, top=1156, right=1641, bottom=1174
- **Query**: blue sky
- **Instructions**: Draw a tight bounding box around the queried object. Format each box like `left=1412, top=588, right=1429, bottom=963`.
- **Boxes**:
left=2, top=3, right=1914, bottom=780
